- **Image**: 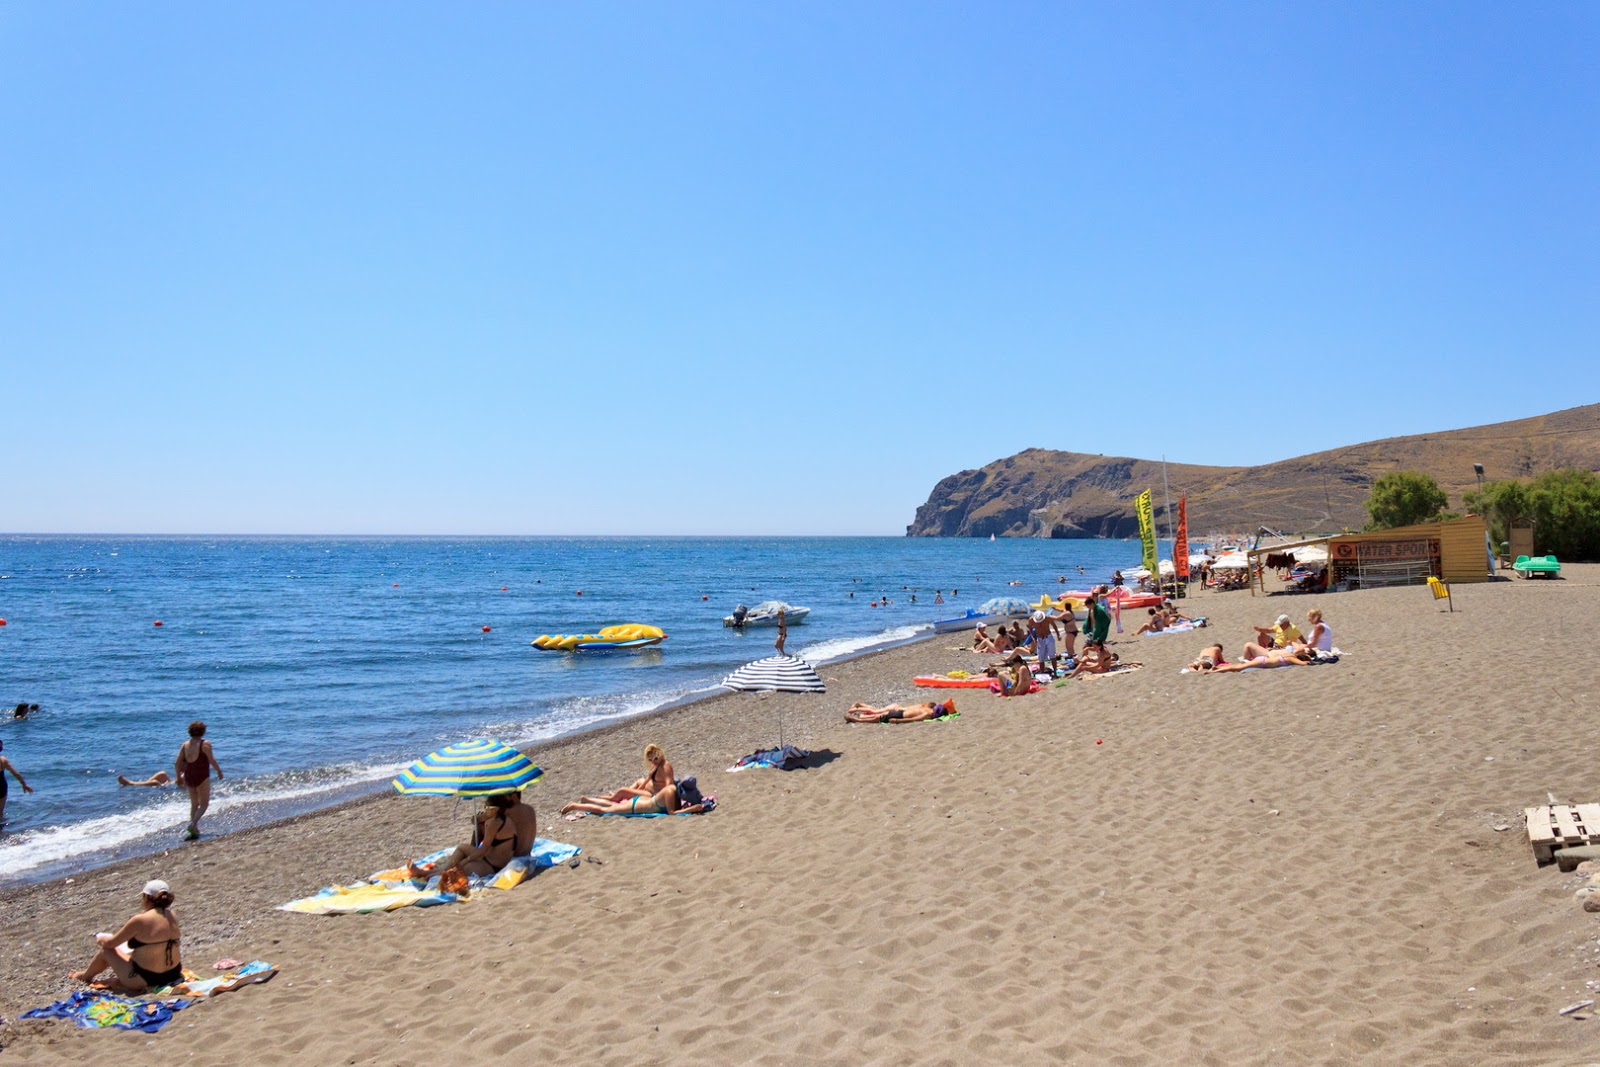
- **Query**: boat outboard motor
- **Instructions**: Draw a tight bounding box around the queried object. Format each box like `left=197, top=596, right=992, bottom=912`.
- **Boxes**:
left=731, top=604, right=749, bottom=627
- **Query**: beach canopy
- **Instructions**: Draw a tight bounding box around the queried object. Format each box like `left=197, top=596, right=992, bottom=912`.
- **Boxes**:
left=978, top=596, right=1030, bottom=616
left=392, top=738, right=545, bottom=797
left=1210, top=555, right=1250, bottom=571
left=720, top=654, right=826, bottom=693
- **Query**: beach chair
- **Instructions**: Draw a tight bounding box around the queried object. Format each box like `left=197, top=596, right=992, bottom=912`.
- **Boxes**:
left=1426, top=576, right=1452, bottom=612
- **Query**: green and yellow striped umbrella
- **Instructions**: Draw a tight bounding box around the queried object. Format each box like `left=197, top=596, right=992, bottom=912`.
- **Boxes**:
left=391, top=738, right=544, bottom=797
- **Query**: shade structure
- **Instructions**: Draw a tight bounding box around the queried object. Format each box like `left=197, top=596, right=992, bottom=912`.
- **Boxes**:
left=1210, top=555, right=1250, bottom=571
left=720, top=654, right=826, bottom=693
left=978, top=596, right=1030, bottom=616
left=392, top=738, right=544, bottom=797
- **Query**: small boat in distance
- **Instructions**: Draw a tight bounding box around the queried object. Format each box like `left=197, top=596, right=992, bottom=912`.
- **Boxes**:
left=723, top=600, right=811, bottom=627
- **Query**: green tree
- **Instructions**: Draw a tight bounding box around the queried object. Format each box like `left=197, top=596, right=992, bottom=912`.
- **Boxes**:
left=1364, top=471, right=1449, bottom=530
left=1528, top=468, right=1600, bottom=559
left=1464, top=479, right=1534, bottom=547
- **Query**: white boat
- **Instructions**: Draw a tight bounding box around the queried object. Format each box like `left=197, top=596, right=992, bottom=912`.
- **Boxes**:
left=723, top=600, right=811, bottom=628
left=932, top=608, right=1030, bottom=634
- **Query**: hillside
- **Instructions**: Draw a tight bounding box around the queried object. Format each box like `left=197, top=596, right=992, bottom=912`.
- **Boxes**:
left=905, top=403, right=1600, bottom=538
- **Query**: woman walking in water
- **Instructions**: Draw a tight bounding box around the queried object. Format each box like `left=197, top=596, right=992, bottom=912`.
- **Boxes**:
left=174, top=721, right=223, bottom=840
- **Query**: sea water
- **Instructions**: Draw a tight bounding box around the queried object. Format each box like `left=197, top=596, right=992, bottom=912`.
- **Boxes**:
left=0, top=535, right=1172, bottom=884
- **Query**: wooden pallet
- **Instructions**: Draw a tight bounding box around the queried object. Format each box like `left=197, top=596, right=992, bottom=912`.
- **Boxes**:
left=1525, top=804, right=1600, bottom=865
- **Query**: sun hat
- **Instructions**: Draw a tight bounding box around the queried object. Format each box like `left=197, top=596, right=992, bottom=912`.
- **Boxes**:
left=1031, top=610, right=1046, bottom=622
left=142, top=879, right=170, bottom=898
left=1276, top=614, right=1291, bottom=625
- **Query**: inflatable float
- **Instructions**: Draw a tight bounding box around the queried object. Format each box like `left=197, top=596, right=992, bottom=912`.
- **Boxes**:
left=531, top=624, right=667, bottom=652
left=914, top=673, right=996, bottom=689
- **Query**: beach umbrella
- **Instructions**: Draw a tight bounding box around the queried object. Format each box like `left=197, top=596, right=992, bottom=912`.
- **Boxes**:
left=978, top=596, right=1030, bottom=616
left=720, top=654, right=826, bottom=694
left=720, top=654, right=825, bottom=747
left=1211, top=556, right=1249, bottom=571
left=392, top=738, right=544, bottom=797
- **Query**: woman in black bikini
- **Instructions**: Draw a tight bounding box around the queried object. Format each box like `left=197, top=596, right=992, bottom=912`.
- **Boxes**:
left=578, top=744, right=674, bottom=806
left=70, top=880, right=184, bottom=992
left=414, top=793, right=522, bottom=879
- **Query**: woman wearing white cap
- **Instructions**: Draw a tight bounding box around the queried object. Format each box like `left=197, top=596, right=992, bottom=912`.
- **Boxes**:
left=70, top=880, right=183, bottom=992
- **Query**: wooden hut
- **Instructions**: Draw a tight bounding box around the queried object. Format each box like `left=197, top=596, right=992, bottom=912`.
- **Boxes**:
left=1246, top=515, right=1491, bottom=594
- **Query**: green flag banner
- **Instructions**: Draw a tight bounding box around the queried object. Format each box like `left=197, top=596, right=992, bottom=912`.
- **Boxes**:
left=1136, top=490, right=1158, bottom=580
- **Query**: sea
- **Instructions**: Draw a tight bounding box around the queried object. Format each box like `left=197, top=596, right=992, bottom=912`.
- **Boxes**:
left=0, top=535, right=1174, bottom=886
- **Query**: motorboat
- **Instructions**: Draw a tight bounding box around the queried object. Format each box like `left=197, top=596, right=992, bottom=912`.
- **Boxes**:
left=723, top=600, right=810, bottom=627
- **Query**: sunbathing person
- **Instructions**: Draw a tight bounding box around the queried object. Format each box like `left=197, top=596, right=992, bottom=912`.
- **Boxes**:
left=1209, top=648, right=1314, bottom=673
left=412, top=792, right=523, bottom=879
left=972, top=624, right=998, bottom=653
left=70, top=880, right=183, bottom=993
left=580, top=744, right=675, bottom=805
left=1187, top=644, right=1229, bottom=672
left=559, top=781, right=711, bottom=815
left=118, top=771, right=173, bottom=787
left=1066, top=643, right=1122, bottom=678
left=845, top=700, right=955, bottom=723
left=1135, top=608, right=1167, bottom=636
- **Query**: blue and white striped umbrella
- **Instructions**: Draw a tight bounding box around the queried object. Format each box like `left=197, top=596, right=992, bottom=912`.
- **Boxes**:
left=392, top=738, right=544, bottom=797
left=978, top=596, right=1031, bottom=616
left=720, top=654, right=826, bottom=693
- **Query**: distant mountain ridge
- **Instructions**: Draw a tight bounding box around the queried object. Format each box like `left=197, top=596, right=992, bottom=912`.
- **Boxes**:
left=905, top=404, right=1600, bottom=538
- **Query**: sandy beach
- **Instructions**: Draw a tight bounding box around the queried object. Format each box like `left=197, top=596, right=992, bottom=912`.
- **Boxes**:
left=4, top=568, right=1599, bottom=1065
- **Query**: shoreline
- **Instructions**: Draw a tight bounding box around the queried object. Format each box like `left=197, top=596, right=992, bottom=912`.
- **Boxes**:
left=6, top=570, right=1597, bottom=1064
left=0, top=622, right=935, bottom=891
left=0, top=624, right=939, bottom=897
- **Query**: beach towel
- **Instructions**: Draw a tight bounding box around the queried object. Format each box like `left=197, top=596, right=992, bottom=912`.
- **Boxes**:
left=22, top=991, right=193, bottom=1032
left=279, top=838, right=581, bottom=914
left=1140, top=619, right=1205, bottom=636
left=171, top=960, right=278, bottom=998
left=727, top=744, right=811, bottom=771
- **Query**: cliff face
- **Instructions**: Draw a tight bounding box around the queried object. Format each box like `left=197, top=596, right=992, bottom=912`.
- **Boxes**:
left=906, top=404, right=1600, bottom=537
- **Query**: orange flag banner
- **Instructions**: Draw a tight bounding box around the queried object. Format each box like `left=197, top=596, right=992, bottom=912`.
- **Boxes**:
left=1175, top=495, right=1190, bottom=579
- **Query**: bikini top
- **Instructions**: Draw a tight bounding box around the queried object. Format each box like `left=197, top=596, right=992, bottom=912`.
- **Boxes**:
left=127, top=928, right=180, bottom=966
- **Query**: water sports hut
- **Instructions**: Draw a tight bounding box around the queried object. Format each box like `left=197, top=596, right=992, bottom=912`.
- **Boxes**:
left=1246, top=515, right=1491, bottom=595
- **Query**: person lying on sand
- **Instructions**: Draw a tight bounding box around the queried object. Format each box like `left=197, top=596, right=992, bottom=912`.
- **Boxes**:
left=579, top=744, right=674, bottom=805
left=1208, top=648, right=1314, bottom=673
left=845, top=700, right=955, bottom=723
left=1187, top=645, right=1228, bottom=672
left=411, top=792, right=527, bottom=879
left=70, top=880, right=183, bottom=993
left=559, top=781, right=712, bottom=816
left=118, top=771, right=173, bottom=787
left=1066, top=643, right=1124, bottom=678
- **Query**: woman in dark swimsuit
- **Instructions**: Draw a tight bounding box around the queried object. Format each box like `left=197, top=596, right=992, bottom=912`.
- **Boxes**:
left=174, top=721, right=223, bottom=840
left=70, top=880, right=184, bottom=992
left=412, top=793, right=522, bottom=880
left=579, top=744, right=675, bottom=806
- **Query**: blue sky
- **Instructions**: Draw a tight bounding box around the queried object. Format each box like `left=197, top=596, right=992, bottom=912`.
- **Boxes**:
left=4, top=3, right=1595, bottom=535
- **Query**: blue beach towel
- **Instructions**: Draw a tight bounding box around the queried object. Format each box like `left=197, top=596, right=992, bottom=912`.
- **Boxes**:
left=22, top=990, right=194, bottom=1032
left=728, top=744, right=811, bottom=771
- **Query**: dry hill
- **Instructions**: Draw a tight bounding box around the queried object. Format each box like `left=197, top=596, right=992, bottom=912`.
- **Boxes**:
left=906, top=403, right=1600, bottom=538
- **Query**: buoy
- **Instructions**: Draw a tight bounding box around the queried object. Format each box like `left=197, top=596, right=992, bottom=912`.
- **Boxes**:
left=153, top=620, right=164, bottom=627
left=701, top=595, right=708, bottom=601
left=501, top=587, right=507, bottom=591
left=0, top=618, right=7, bottom=626
left=392, top=583, right=399, bottom=588
left=575, top=590, right=583, bottom=596
left=482, top=626, right=491, bottom=633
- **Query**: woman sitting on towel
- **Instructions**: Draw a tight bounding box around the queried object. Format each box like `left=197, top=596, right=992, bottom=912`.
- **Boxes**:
left=70, top=880, right=183, bottom=992
left=558, top=781, right=712, bottom=816
left=1208, top=648, right=1314, bottom=673
left=412, top=792, right=524, bottom=879
left=579, top=744, right=675, bottom=806
left=845, top=700, right=955, bottom=723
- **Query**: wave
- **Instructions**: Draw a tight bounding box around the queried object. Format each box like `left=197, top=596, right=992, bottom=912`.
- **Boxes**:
left=795, top=623, right=928, bottom=664
left=0, top=760, right=410, bottom=885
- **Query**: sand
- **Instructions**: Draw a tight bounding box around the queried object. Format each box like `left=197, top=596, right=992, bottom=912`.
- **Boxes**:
left=3, top=567, right=1599, bottom=1065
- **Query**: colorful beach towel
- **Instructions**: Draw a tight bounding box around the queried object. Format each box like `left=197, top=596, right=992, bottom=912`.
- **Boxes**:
left=279, top=838, right=581, bottom=915
left=22, top=991, right=193, bottom=1032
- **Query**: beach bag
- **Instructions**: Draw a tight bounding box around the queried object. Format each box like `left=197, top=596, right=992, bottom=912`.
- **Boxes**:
left=677, top=776, right=704, bottom=806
